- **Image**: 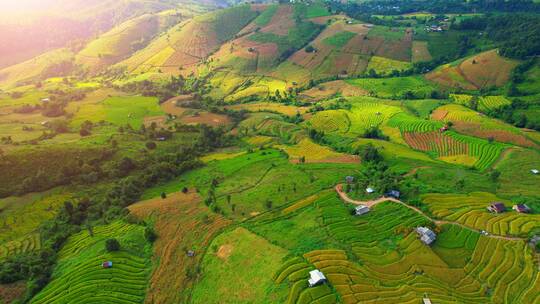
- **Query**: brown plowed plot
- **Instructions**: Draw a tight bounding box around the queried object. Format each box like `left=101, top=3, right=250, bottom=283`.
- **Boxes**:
left=458, top=50, right=519, bottom=88
left=299, top=80, right=368, bottom=102
left=309, top=15, right=342, bottom=25
left=376, top=33, right=412, bottom=62
left=412, top=41, right=432, bottom=62
left=181, top=112, right=231, bottom=127
left=453, top=121, right=538, bottom=148
left=404, top=131, right=468, bottom=155
left=289, top=21, right=370, bottom=73
left=0, top=282, right=26, bottom=304
left=427, top=50, right=519, bottom=89
left=260, top=5, right=294, bottom=35
left=172, top=21, right=218, bottom=59
left=129, top=191, right=231, bottom=304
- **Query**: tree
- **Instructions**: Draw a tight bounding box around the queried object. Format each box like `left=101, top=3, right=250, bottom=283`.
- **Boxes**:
left=105, top=239, right=120, bottom=252
left=144, top=227, right=157, bottom=243
left=489, top=170, right=501, bottom=182
left=355, top=144, right=382, bottom=163
left=182, top=187, right=189, bottom=194
left=161, top=192, right=167, bottom=199
left=146, top=141, right=157, bottom=150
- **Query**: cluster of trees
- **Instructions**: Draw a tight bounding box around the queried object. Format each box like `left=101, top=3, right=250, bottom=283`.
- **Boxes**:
left=0, top=125, right=233, bottom=301
left=117, top=75, right=209, bottom=103
left=487, top=99, right=540, bottom=131
left=329, top=0, right=539, bottom=18
left=453, top=14, right=540, bottom=59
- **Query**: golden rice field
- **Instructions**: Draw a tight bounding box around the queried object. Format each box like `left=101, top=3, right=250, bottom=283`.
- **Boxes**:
left=422, top=192, right=540, bottom=236
left=277, top=138, right=359, bottom=164
left=273, top=196, right=540, bottom=304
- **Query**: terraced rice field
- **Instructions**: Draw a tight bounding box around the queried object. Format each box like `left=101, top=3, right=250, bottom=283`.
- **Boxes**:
left=450, top=95, right=511, bottom=112
left=403, top=131, right=505, bottom=170
left=387, top=113, right=443, bottom=133
left=0, top=191, right=72, bottom=259
left=273, top=196, right=540, bottom=304
left=423, top=192, right=540, bottom=237
left=278, top=138, right=359, bottom=164
left=31, top=221, right=152, bottom=304
left=306, top=99, right=401, bottom=136
left=430, top=104, right=537, bottom=148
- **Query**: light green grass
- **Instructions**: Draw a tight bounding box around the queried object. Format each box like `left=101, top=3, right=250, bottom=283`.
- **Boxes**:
left=71, top=95, right=163, bottom=128
left=192, top=227, right=288, bottom=303
left=322, top=31, right=356, bottom=48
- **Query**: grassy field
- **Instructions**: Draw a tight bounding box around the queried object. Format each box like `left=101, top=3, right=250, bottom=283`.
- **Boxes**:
left=346, top=76, right=436, bottom=98
left=31, top=220, right=152, bottom=304
left=141, top=149, right=357, bottom=219
left=0, top=189, right=72, bottom=259
left=322, top=31, right=356, bottom=48
left=71, top=95, right=163, bottom=128
left=191, top=227, right=288, bottom=303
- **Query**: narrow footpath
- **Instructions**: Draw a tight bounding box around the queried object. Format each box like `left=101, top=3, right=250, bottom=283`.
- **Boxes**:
left=335, top=184, right=526, bottom=242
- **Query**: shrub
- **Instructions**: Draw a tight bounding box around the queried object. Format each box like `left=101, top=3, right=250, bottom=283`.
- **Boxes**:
left=144, top=227, right=157, bottom=243
left=146, top=141, right=157, bottom=150
left=105, top=239, right=120, bottom=252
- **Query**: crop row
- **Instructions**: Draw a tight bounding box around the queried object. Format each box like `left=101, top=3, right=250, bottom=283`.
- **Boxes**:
left=463, top=237, right=540, bottom=303
left=387, top=113, right=442, bottom=133
left=0, top=233, right=40, bottom=260
left=31, top=251, right=149, bottom=304
left=450, top=94, right=511, bottom=112
left=402, top=131, right=505, bottom=170
left=422, top=192, right=540, bottom=236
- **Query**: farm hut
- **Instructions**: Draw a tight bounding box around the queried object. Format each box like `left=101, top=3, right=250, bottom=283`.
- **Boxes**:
left=366, top=187, right=375, bottom=194
left=308, top=269, right=326, bottom=287
left=156, top=137, right=166, bottom=141
left=345, top=176, right=355, bottom=184
left=439, top=125, right=449, bottom=132
left=513, top=204, right=531, bottom=214
left=531, top=169, right=539, bottom=175
left=386, top=190, right=400, bottom=199
left=416, top=227, right=436, bottom=245
left=102, top=261, right=113, bottom=268
left=41, top=98, right=50, bottom=103
left=487, top=202, right=506, bottom=214
left=355, top=205, right=370, bottom=216
left=187, top=250, right=195, bottom=257
left=423, top=297, right=432, bottom=304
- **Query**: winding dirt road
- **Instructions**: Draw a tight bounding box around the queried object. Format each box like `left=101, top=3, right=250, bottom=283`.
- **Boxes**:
left=335, top=184, right=526, bottom=242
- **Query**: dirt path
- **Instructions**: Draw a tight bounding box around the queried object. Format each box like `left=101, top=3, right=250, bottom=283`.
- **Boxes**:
left=404, top=166, right=431, bottom=177
left=335, top=184, right=526, bottom=242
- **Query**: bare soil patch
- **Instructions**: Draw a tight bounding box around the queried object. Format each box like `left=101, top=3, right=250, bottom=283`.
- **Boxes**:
left=261, top=6, right=294, bottom=36
left=217, top=244, right=234, bottom=261
left=129, top=191, right=231, bottom=304
left=0, top=282, right=26, bottom=304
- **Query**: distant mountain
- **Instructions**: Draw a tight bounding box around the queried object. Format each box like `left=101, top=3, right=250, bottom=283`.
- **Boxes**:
left=0, top=0, right=234, bottom=70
